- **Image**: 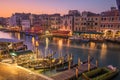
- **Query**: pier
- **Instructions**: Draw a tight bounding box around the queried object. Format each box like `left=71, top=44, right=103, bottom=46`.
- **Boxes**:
left=0, top=62, right=53, bottom=80
left=51, top=63, right=96, bottom=80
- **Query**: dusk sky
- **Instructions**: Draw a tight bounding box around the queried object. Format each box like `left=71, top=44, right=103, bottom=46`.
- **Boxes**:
left=0, top=0, right=117, bottom=17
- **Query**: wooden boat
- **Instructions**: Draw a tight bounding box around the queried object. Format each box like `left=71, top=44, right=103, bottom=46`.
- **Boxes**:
left=82, top=66, right=119, bottom=80
left=56, top=57, right=94, bottom=72
left=34, top=60, right=70, bottom=70
left=56, top=64, right=78, bottom=72
left=82, top=57, right=94, bottom=64
left=0, top=38, right=27, bottom=52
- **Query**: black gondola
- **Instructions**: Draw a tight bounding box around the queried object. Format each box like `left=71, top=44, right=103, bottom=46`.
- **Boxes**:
left=56, top=57, right=94, bottom=72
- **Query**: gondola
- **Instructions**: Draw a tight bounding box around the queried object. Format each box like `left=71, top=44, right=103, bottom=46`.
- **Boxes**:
left=82, top=57, right=94, bottom=64
left=34, top=60, right=71, bottom=70
left=56, top=64, right=78, bottom=72
left=56, top=57, right=94, bottom=72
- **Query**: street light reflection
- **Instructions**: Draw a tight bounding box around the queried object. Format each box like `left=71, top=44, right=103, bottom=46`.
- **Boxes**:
left=100, top=43, right=107, bottom=59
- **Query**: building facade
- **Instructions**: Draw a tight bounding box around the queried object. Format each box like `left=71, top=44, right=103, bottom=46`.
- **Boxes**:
left=21, top=20, right=30, bottom=31
left=100, top=7, right=120, bottom=38
left=49, top=14, right=61, bottom=29
left=116, top=0, right=120, bottom=11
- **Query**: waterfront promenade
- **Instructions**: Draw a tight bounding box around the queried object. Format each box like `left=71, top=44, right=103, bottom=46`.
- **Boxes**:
left=0, top=62, right=53, bottom=80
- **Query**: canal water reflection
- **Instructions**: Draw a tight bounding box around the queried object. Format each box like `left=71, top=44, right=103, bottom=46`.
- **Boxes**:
left=0, top=31, right=120, bottom=80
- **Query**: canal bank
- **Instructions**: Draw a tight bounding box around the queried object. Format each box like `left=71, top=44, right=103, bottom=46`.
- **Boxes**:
left=0, top=31, right=120, bottom=80
left=0, top=62, right=53, bottom=80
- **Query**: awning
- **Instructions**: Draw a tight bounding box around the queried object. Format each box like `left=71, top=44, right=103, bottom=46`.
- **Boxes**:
left=73, top=31, right=104, bottom=34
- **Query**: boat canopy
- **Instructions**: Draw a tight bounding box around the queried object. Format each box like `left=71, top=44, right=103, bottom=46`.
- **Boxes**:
left=0, top=38, right=23, bottom=43
left=10, top=50, right=33, bottom=56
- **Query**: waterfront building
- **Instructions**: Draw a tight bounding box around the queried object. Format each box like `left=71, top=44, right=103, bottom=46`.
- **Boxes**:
left=74, top=11, right=100, bottom=32
left=29, top=14, right=34, bottom=26
left=49, top=14, right=61, bottom=29
left=83, top=15, right=100, bottom=32
left=31, top=14, right=41, bottom=27
left=21, top=20, right=31, bottom=31
left=100, top=7, right=120, bottom=38
left=68, top=10, right=80, bottom=16
left=61, top=14, right=73, bottom=31
left=74, top=16, right=82, bottom=31
left=0, top=17, right=7, bottom=27
left=61, top=10, right=80, bottom=31
left=9, top=13, right=31, bottom=28
left=38, top=14, right=51, bottom=30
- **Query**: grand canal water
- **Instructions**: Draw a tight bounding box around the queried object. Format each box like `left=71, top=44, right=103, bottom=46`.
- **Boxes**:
left=0, top=31, right=120, bottom=80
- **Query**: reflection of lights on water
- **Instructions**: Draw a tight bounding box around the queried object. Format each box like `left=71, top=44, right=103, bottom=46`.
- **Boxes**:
left=100, top=43, right=107, bottom=59
left=81, top=44, right=86, bottom=48
left=45, top=38, right=49, bottom=49
left=67, top=39, right=70, bottom=47
left=58, top=39, right=62, bottom=50
left=17, top=33, right=20, bottom=40
left=45, top=38, right=49, bottom=57
left=90, top=42, right=96, bottom=49
left=57, top=39, right=63, bottom=57
left=32, top=37, right=35, bottom=46
left=35, top=40, right=39, bottom=47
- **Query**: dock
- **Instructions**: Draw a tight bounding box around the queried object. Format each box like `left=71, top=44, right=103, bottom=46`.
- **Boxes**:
left=51, top=63, right=96, bottom=80
left=0, top=62, right=53, bottom=80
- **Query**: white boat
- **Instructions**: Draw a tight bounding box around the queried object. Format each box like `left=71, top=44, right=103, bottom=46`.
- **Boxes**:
left=0, top=38, right=27, bottom=51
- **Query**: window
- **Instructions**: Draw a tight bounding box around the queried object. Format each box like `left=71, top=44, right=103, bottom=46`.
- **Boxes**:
left=111, top=17, right=114, bottom=21
left=111, top=25, right=113, bottom=28
left=101, top=18, right=103, bottom=21
left=95, top=23, right=98, bottom=25
left=108, top=25, right=110, bottom=28
left=104, top=18, right=106, bottom=20
left=87, top=23, right=90, bottom=25
left=103, top=25, right=105, bottom=27
left=84, top=23, right=86, bottom=25
left=96, top=18, right=98, bottom=20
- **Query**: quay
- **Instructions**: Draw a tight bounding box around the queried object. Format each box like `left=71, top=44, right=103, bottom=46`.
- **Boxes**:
left=51, top=63, right=96, bottom=80
left=0, top=62, right=53, bottom=80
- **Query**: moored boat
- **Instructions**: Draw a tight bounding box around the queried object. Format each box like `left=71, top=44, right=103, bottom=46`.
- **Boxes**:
left=56, top=57, right=94, bottom=72
left=82, top=65, right=119, bottom=80
left=34, top=59, right=70, bottom=70
left=0, top=38, right=27, bottom=52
